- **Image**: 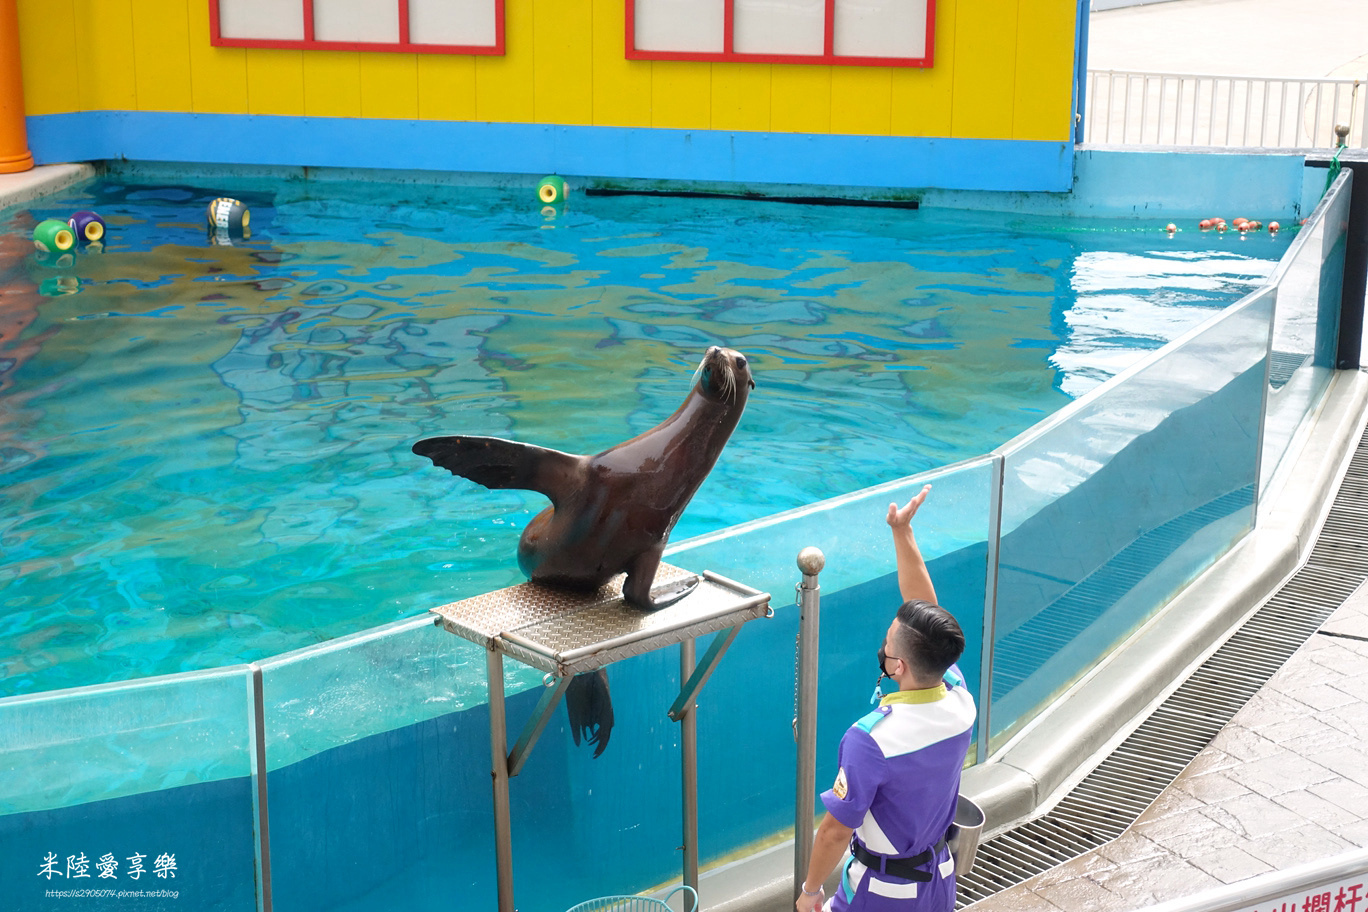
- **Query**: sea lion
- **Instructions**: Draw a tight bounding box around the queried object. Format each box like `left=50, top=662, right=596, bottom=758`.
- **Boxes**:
left=414, top=347, right=753, bottom=758
left=412, top=345, right=754, bottom=611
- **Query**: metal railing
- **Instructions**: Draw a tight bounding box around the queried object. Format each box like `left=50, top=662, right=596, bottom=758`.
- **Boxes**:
left=1086, top=69, right=1367, bottom=148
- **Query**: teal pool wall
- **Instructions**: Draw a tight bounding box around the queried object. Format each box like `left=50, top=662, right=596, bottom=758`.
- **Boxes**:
left=920, top=148, right=1310, bottom=219
left=17, top=147, right=1315, bottom=221
left=2, top=779, right=257, bottom=912
left=0, top=159, right=1355, bottom=912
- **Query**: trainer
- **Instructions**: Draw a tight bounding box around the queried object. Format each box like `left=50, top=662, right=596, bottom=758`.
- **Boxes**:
left=796, top=484, right=977, bottom=912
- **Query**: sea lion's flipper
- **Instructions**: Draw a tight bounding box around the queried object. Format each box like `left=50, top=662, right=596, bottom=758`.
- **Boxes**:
left=412, top=435, right=584, bottom=502
left=622, top=548, right=701, bottom=611
left=565, top=670, right=613, bottom=758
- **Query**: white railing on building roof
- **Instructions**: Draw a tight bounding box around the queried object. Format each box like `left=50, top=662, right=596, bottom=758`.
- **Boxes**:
left=1086, top=69, right=1367, bottom=148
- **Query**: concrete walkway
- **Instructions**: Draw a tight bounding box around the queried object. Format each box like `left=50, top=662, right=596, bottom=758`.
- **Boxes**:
left=965, top=584, right=1368, bottom=910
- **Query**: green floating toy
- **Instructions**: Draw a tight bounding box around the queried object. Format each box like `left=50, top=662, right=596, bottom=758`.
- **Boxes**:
left=33, top=218, right=75, bottom=253
left=537, top=175, right=567, bottom=204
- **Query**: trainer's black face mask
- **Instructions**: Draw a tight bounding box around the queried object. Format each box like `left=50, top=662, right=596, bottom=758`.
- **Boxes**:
left=871, top=647, right=895, bottom=704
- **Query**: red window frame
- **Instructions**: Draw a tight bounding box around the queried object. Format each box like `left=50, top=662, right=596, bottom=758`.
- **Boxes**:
left=208, top=0, right=505, bottom=55
left=624, top=0, right=934, bottom=68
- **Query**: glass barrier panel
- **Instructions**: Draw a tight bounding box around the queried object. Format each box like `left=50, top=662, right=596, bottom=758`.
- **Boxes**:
left=0, top=668, right=257, bottom=912
left=990, top=287, right=1275, bottom=749
left=256, top=611, right=687, bottom=911
left=255, top=615, right=522, bottom=912
left=670, top=457, right=994, bottom=693
left=669, top=459, right=993, bottom=859
left=1260, top=169, right=1352, bottom=492
left=255, top=462, right=994, bottom=912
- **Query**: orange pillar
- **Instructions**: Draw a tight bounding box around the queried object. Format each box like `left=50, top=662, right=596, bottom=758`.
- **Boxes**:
left=0, top=0, right=34, bottom=173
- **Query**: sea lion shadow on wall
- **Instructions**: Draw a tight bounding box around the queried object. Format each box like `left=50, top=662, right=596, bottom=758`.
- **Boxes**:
left=412, top=345, right=756, bottom=756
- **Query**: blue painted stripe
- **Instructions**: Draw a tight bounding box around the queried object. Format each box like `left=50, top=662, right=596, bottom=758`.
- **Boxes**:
left=26, top=110, right=1073, bottom=193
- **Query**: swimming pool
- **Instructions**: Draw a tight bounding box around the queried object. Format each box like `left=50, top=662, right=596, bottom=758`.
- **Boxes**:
left=0, top=177, right=1285, bottom=697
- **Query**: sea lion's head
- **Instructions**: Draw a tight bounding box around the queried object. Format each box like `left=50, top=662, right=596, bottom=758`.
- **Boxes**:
left=694, top=346, right=755, bottom=406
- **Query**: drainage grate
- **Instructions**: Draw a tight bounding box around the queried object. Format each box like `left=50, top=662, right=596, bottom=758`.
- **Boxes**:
left=1268, top=351, right=1311, bottom=389
left=956, top=426, right=1368, bottom=908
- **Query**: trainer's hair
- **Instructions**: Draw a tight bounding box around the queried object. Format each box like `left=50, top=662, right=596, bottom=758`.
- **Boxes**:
left=892, top=599, right=966, bottom=680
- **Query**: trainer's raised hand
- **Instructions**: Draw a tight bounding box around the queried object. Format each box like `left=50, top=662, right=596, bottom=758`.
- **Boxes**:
left=887, top=484, right=936, bottom=605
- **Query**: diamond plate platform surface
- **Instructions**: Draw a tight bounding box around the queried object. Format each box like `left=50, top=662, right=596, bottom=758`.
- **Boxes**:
left=430, top=564, right=771, bottom=675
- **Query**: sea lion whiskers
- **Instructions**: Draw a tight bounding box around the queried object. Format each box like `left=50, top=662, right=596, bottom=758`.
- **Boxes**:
left=717, top=360, right=737, bottom=401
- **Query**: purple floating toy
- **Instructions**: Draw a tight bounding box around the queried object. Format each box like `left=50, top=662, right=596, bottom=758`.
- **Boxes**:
left=68, top=210, right=106, bottom=243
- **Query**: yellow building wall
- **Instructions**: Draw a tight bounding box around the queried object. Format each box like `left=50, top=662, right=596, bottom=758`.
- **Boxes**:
left=17, top=0, right=1077, bottom=142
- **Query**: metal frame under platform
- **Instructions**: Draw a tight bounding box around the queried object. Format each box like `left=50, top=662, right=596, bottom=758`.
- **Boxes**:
left=431, top=563, right=772, bottom=912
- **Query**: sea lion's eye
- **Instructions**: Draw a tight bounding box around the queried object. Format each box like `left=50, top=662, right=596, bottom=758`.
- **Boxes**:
left=734, top=355, right=746, bottom=369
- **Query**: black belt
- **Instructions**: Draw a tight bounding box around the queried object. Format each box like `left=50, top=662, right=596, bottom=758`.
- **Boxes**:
left=850, top=836, right=948, bottom=883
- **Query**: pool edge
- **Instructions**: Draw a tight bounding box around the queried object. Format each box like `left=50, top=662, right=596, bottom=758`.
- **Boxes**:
left=0, top=162, right=96, bottom=213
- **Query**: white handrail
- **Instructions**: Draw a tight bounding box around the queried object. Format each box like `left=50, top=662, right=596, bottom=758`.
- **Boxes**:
left=1086, top=69, right=1366, bottom=148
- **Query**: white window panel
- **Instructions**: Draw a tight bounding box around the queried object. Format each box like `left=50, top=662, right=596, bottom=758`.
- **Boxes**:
left=218, top=0, right=305, bottom=40
left=410, top=0, right=497, bottom=46
left=313, top=0, right=401, bottom=44
left=734, top=0, right=825, bottom=56
left=834, top=0, right=927, bottom=59
left=635, top=0, right=725, bottom=53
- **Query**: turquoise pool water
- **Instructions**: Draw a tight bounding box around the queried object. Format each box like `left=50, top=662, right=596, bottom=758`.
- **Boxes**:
left=0, top=179, right=1285, bottom=695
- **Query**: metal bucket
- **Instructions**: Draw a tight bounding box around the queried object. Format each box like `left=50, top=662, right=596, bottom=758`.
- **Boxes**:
left=947, top=794, right=985, bottom=877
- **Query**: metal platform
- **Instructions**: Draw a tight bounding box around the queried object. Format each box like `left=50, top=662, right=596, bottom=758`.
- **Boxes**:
left=431, top=563, right=773, bottom=912
left=432, top=564, right=771, bottom=676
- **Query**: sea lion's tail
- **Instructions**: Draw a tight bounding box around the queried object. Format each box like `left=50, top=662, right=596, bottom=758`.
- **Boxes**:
left=565, top=669, right=613, bottom=758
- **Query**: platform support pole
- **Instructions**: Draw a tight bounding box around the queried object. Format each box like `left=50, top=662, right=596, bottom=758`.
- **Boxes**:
left=793, top=547, right=824, bottom=904
left=488, top=646, right=515, bottom=912
left=680, top=637, right=700, bottom=894
left=248, top=664, right=274, bottom=912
